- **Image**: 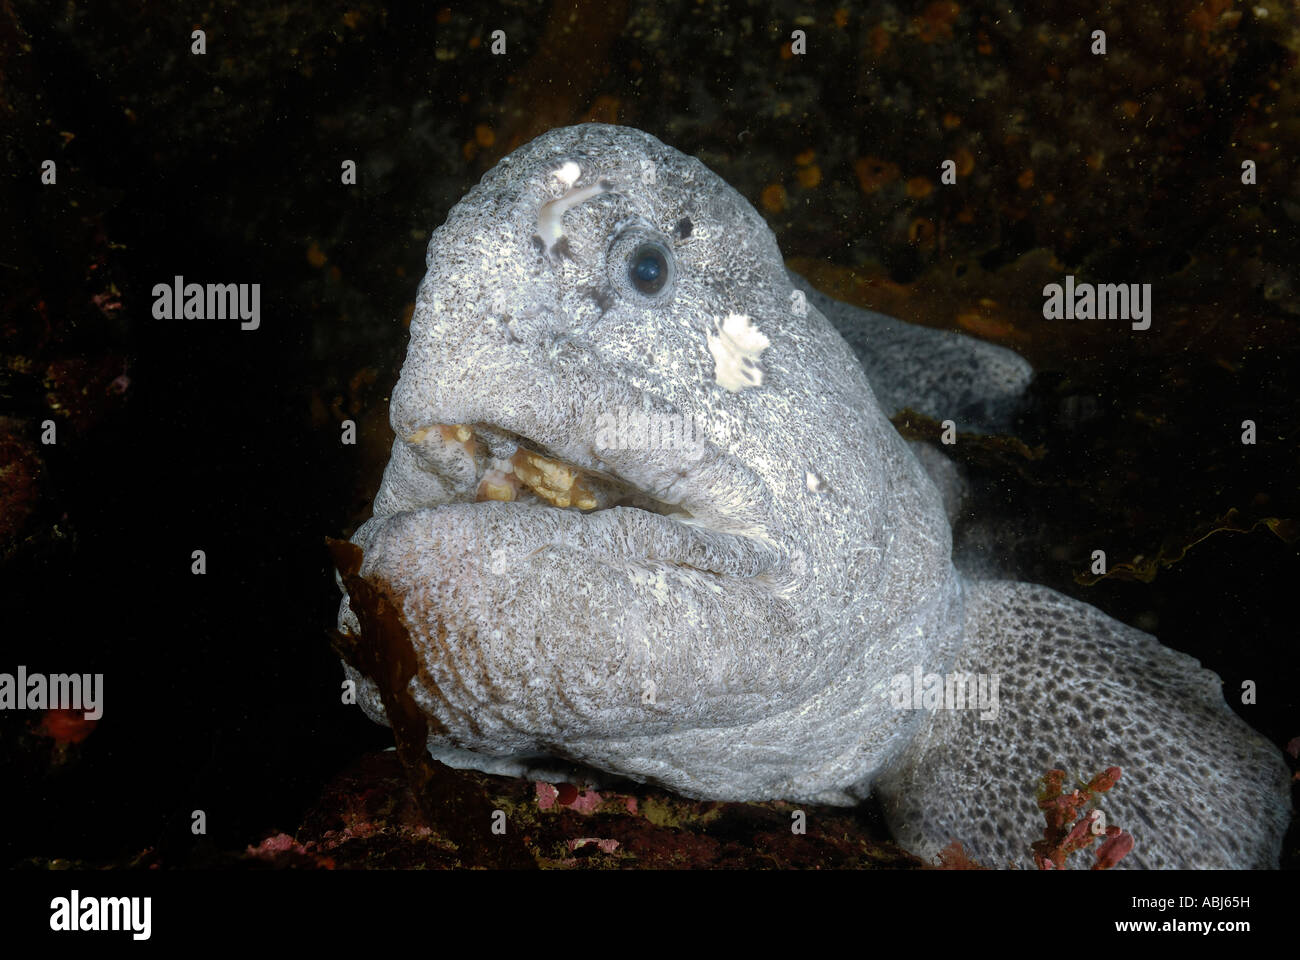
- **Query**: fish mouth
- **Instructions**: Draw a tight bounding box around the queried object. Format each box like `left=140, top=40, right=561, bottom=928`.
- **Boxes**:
left=392, top=420, right=782, bottom=581
left=434, top=422, right=684, bottom=517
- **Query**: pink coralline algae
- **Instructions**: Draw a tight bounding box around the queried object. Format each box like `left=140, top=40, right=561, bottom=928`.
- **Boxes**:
left=1094, top=826, right=1136, bottom=869
left=535, top=781, right=559, bottom=810
left=245, top=832, right=339, bottom=868
left=246, top=833, right=309, bottom=858
left=568, top=790, right=603, bottom=814
left=535, top=780, right=606, bottom=814
left=1032, top=767, right=1134, bottom=870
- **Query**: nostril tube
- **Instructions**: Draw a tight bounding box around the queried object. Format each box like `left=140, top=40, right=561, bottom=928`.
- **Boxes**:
left=536, top=163, right=614, bottom=258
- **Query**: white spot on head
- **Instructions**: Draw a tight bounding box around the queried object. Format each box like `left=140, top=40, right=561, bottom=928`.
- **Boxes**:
left=708, top=313, right=770, bottom=392
left=553, top=161, right=582, bottom=187
left=805, top=470, right=824, bottom=492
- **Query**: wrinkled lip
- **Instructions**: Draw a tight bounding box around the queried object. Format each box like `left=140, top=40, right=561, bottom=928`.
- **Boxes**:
left=395, top=421, right=781, bottom=580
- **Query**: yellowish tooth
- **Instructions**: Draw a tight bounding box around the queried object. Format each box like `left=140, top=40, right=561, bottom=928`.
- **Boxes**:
left=477, top=476, right=517, bottom=502
left=436, top=423, right=478, bottom=455
left=509, top=449, right=598, bottom=510
left=525, top=453, right=575, bottom=491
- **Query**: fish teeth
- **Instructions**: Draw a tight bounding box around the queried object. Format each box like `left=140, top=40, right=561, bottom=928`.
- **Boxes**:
left=476, top=469, right=520, bottom=503
left=424, top=422, right=679, bottom=518
left=510, top=449, right=599, bottom=510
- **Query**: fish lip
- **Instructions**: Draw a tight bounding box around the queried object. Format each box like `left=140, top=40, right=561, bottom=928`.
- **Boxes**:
left=420, top=498, right=782, bottom=580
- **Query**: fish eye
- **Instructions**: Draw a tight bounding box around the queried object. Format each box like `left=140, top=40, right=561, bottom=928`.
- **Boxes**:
left=630, top=244, right=668, bottom=295
left=608, top=227, right=675, bottom=303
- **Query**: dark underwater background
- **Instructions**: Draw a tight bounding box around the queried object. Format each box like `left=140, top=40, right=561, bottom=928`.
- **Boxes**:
left=2, top=0, right=1297, bottom=868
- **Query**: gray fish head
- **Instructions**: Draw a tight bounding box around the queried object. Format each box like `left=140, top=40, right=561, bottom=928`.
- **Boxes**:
left=339, top=123, right=959, bottom=799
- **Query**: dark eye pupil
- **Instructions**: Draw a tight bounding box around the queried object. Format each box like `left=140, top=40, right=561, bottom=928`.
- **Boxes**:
left=630, top=246, right=668, bottom=294
left=635, top=256, right=661, bottom=283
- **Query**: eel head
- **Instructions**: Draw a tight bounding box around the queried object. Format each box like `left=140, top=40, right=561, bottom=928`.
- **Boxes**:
left=336, top=124, right=959, bottom=800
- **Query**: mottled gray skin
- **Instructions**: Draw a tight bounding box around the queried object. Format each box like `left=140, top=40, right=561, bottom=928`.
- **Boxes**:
left=338, top=124, right=1290, bottom=868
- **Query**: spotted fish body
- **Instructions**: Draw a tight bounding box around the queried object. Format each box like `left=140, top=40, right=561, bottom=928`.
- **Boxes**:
left=337, top=124, right=1290, bottom=868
